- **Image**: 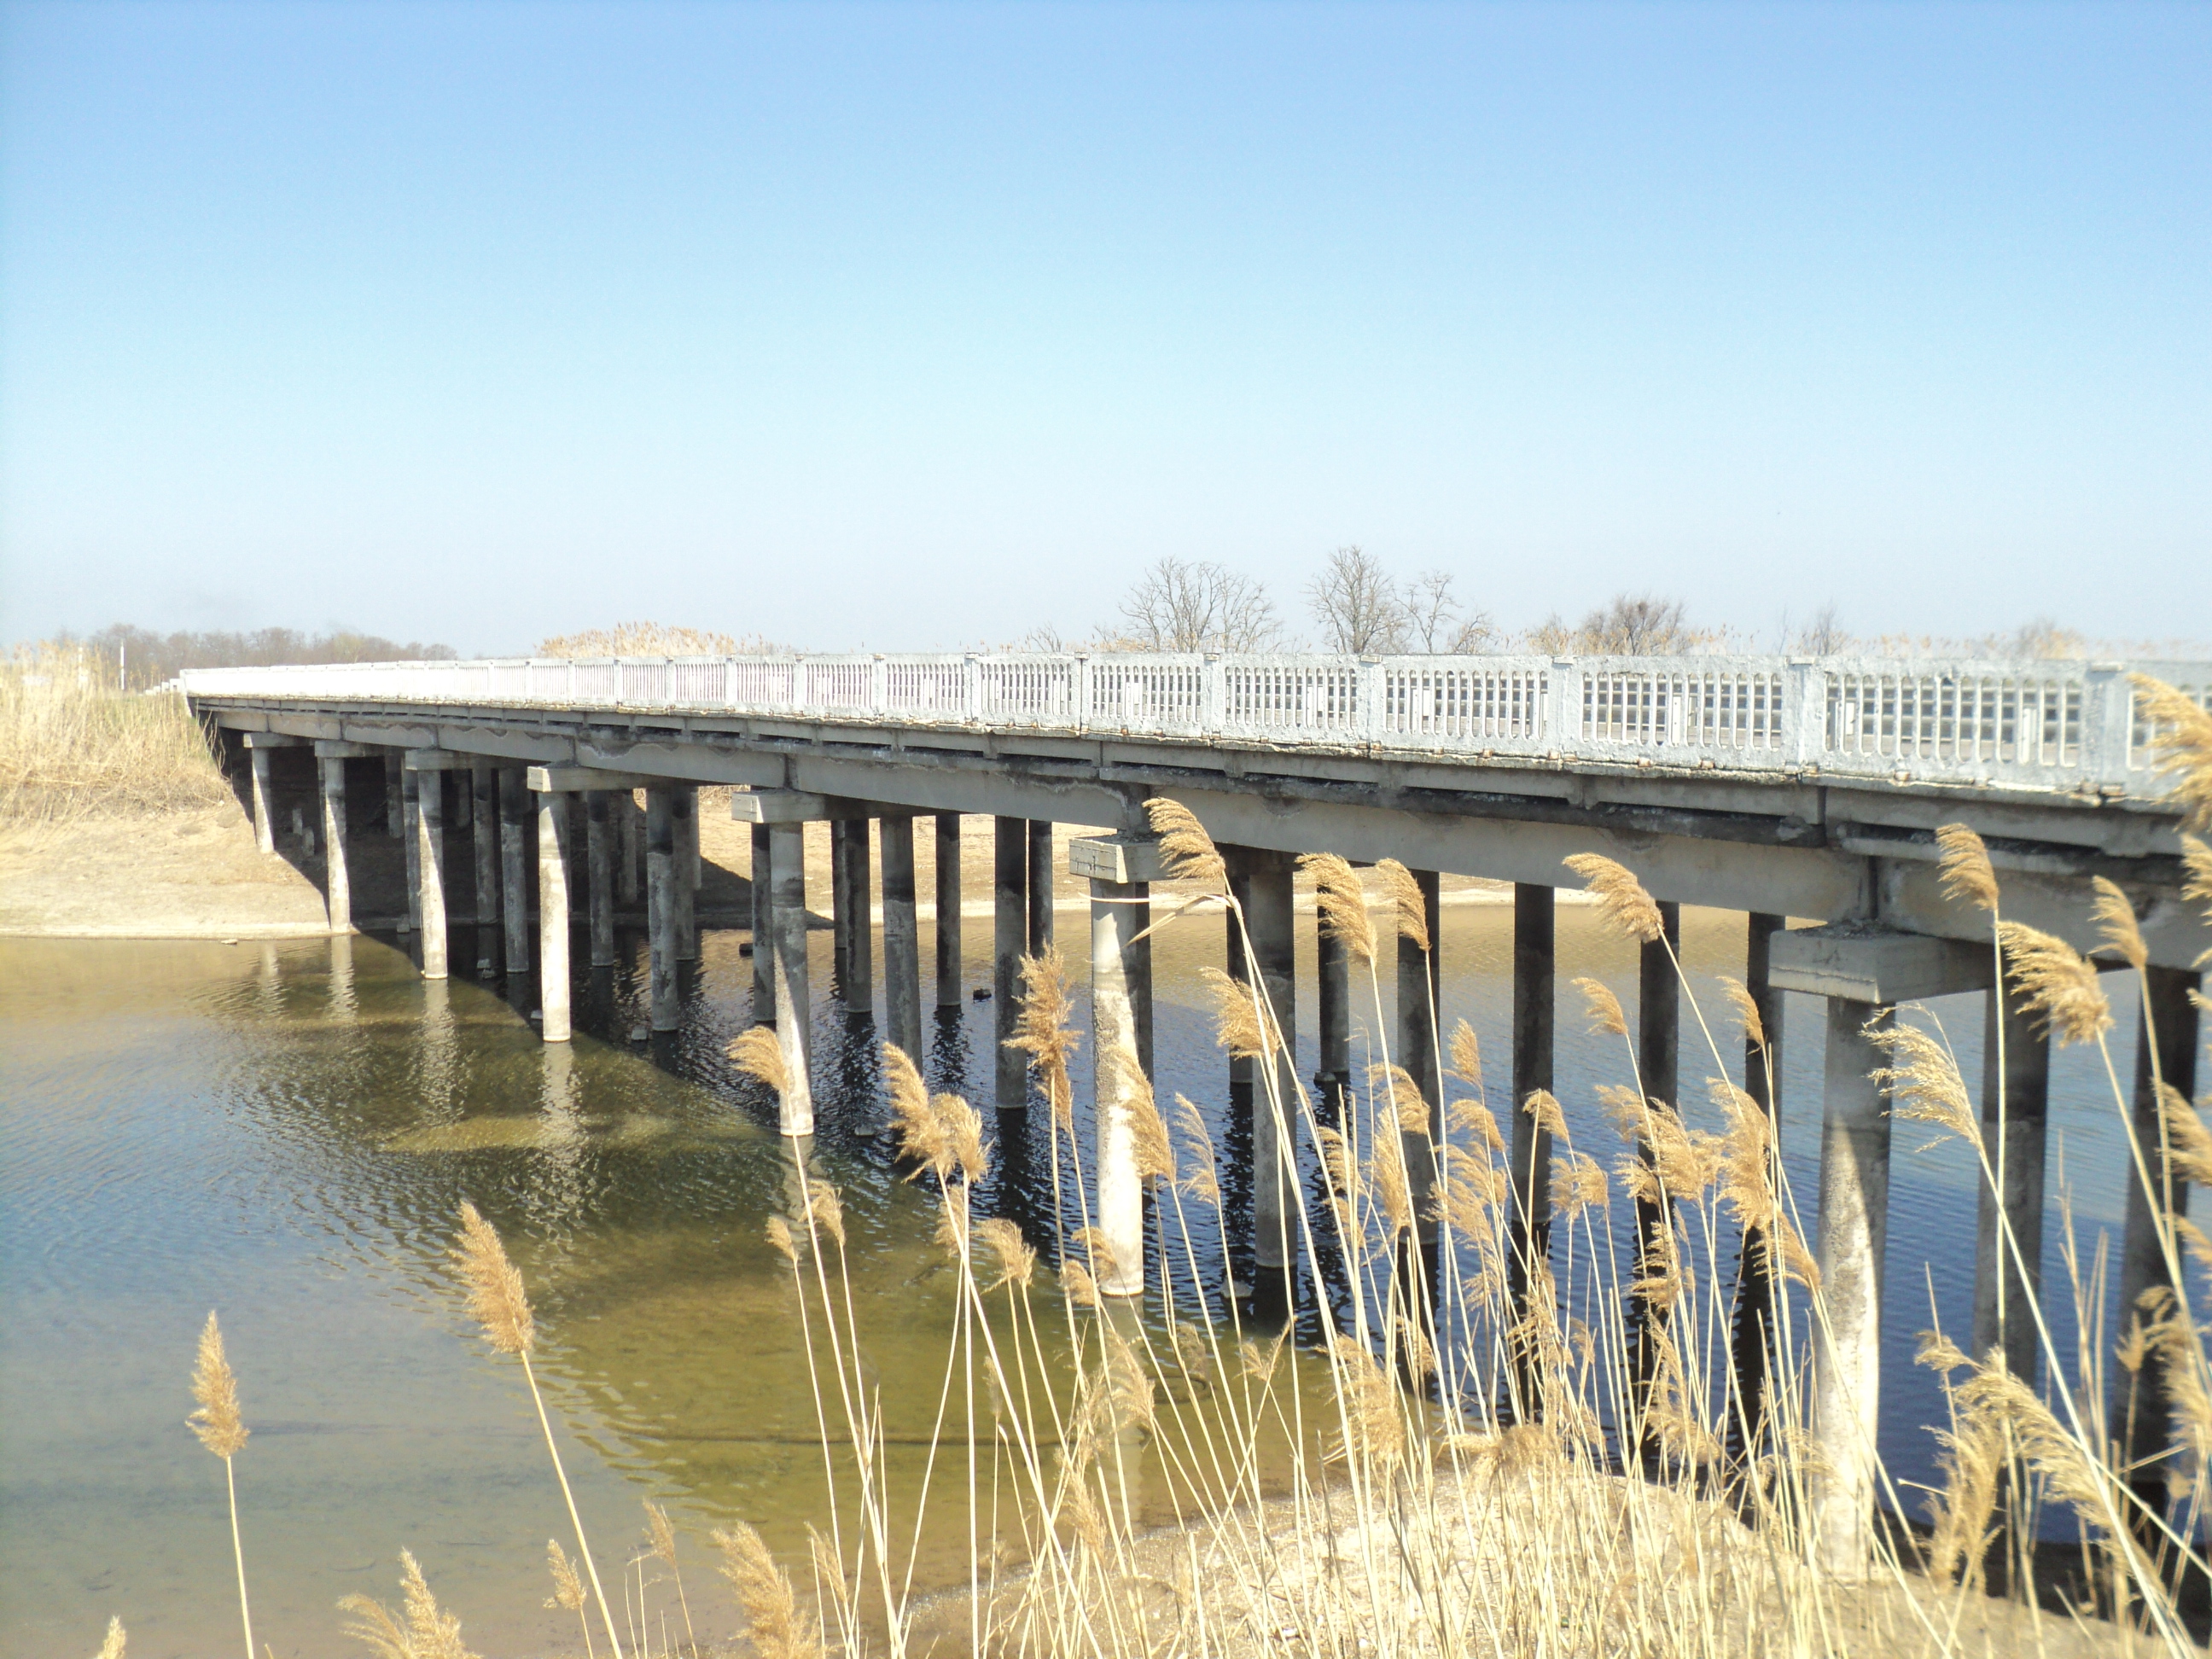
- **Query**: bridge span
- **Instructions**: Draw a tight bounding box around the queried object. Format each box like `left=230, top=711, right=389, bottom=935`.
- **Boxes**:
left=185, top=647, right=2209, bottom=1574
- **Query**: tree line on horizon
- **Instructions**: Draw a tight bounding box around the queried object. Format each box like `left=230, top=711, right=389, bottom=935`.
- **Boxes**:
left=41, top=625, right=457, bottom=690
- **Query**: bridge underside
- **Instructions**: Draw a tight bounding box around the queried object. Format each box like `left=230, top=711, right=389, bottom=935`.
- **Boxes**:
left=197, top=695, right=2206, bottom=968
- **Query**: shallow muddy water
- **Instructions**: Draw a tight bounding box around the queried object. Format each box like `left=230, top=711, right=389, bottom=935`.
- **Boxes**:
left=0, top=899, right=2145, bottom=1656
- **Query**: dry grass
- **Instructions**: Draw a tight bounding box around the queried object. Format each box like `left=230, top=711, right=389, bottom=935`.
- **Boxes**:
left=0, top=644, right=230, bottom=824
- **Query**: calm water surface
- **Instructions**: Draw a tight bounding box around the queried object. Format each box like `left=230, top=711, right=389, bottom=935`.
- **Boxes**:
left=0, top=901, right=2145, bottom=1656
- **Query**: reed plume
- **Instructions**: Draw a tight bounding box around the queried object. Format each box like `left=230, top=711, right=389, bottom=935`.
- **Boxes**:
left=1573, top=975, right=1628, bottom=1037
left=1199, top=966, right=1277, bottom=1057
left=1719, top=975, right=1765, bottom=1049
left=1373, top=858, right=1429, bottom=951
left=1551, top=1152, right=1608, bottom=1220
left=187, top=1312, right=253, bottom=1659
left=1524, top=1088, right=1569, bottom=1140
left=544, top=1540, right=595, bottom=1659
left=1301, top=851, right=1376, bottom=963
left=2182, top=834, right=2212, bottom=912
left=1563, top=852, right=1665, bottom=943
left=1370, top=1062, right=1431, bottom=1135
left=1115, top=1045, right=1176, bottom=1180
left=1916, top=1334, right=2005, bottom=1591
left=449, top=1202, right=622, bottom=1659
left=1994, top=921, right=2112, bottom=1045
left=2089, top=875, right=2149, bottom=971
left=1870, top=1020, right=1981, bottom=1151
left=92, top=1617, right=125, bottom=1659
left=882, top=1043, right=947, bottom=1179
left=2158, top=1080, right=2212, bottom=1185
left=728, top=1025, right=790, bottom=1098
left=1447, top=1018, right=1483, bottom=1090
left=1062, top=1258, right=1102, bottom=1309
left=976, top=1217, right=1037, bottom=1290
left=1144, top=796, right=1225, bottom=888
left=712, top=1522, right=825, bottom=1659
left=338, top=1549, right=480, bottom=1659
left=1936, top=821, right=2001, bottom=913
left=643, top=1499, right=696, bottom=1652
left=1008, top=948, right=1081, bottom=1124
left=806, top=1183, right=847, bottom=1251
left=2133, top=673, right=2212, bottom=832
left=1172, top=1094, right=1220, bottom=1206
left=1711, top=1077, right=1817, bottom=1287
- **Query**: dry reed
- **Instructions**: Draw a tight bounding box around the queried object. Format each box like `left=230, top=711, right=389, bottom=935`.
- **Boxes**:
left=187, top=1312, right=254, bottom=1659
left=338, top=1550, right=480, bottom=1659
left=1144, top=796, right=1225, bottom=888
left=1, top=645, right=230, bottom=824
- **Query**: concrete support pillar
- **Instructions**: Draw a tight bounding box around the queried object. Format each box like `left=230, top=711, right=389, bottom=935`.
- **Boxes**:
left=1225, top=846, right=1254, bottom=1121
left=769, top=821, right=815, bottom=1136
left=1316, top=911, right=1350, bottom=1120
left=250, top=747, right=276, bottom=855
left=1092, top=873, right=1149, bottom=1297
left=320, top=758, right=350, bottom=934
left=647, top=788, right=678, bottom=1031
left=672, top=786, right=699, bottom=963
left=994, top=816, right=1028, bottom=1109
left=1395, top=866, right=1443, bottom=1179
left=415, top=767, right=449, bottom=980
left=1245, top=849, right=1298, bottom=1284
left=619, top=793, right=643, bottom=905
left=844, top=817, right=873, bottom=1016
left=1729, top=912, right=1786, bottom=1459
left=1027, top=819, right=1054, bottom=956
left=830, top=819, right=853, bottom=980
left=1973, top=956, right=2052, bottom=1385
left=1638, top=901, right=1683, bottom=1107
left=1810, top=998, right=1895, bottom=1579
left=934, top=814, right=963, bottom=1006
left=751, top=823, right=775, bottom=1021
left=1130, top=884, right=1155, bottom=1080
left=882, top=814, right=922, bottom=1059
left=1507, top=883, right=1556, bottom=1415
left=1629, top=900, right=1683, bottom=1435
left=498, top=769, right=532, bottom=981
left=383, top=752, right=405, bottom=837
left=401, top=767, right=422, bottom=933
left=585, top=792, right=616, bottom=968
left=470, top=766, right=500, bottom=975
left=538, top=791, right=573, bottom=1043
left=2114, top=965, right=2203, bottom=1509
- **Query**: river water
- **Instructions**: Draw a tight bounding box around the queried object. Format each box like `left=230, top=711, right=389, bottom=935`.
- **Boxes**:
left=0, top=899, right=2145, bottom=1657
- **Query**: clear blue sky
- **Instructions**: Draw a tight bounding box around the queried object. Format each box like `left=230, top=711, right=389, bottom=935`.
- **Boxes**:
left=3, top=1, right=2205, bottom=655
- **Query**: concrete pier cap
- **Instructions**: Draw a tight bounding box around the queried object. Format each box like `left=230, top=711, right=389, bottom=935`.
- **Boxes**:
left=1767, top=922, right=1995, bottom=1004
left=1068, top=835, right=1167, bottom=885
left=526, top=765, right=658, bottom=794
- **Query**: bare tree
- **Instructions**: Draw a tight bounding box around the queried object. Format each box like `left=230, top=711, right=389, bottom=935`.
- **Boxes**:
left=1307, top=546, right=1408, bottom=655
left=1577, top=594, right=1693, bottom=655
left=1793, top=602, right=1849, bottom=655
left=1119, top=557, right=1283, bottom=653
left=1402, top=569, right=1494, bottom=654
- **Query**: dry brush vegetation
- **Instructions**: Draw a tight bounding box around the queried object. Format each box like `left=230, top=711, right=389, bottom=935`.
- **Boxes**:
left=0, top=644, right=231, bottom=825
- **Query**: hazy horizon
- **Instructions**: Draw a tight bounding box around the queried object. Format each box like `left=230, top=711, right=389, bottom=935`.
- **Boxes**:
left=3, top=2, right=2205, bottom=655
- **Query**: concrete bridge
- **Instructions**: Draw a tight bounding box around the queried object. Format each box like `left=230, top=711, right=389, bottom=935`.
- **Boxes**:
left=185, top=647, right=2209, bottom=1573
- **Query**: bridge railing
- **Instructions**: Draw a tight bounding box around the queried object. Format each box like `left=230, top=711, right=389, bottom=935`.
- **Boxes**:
left=179, top=651, right=2212, bottom=795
